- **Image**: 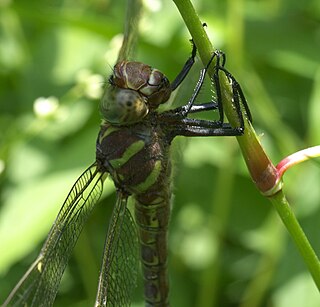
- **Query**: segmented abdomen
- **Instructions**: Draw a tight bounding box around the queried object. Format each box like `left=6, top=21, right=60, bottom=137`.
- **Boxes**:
left=96, top=120, right=171, bottom=306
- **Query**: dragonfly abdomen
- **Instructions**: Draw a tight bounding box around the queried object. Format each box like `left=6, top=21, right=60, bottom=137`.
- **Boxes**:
left=135, top=197, right=171, bottom=307
left=133, top=160, right=172, bottom=307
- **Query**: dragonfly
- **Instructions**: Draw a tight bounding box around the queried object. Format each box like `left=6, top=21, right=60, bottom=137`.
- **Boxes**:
left=2, top=26, right=252, bottom=307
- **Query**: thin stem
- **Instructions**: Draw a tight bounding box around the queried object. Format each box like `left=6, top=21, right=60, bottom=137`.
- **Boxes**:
left=270, top=191, right=320, bottom=290
left=172, top=0, right=320, bottom=292
left=276, top=145, right=320, bottom=179
left=117, top=0, right=142, bottom=61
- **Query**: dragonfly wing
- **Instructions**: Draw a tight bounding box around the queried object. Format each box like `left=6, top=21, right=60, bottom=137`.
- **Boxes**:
left=3, top=163, right=105, bottom=307
left=95, top=192, right=139, bottom=307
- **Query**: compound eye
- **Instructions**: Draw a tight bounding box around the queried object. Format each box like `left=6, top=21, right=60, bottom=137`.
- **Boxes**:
left=112, top=61, right=172, bottom=109
left=139, top=69, right=171, bottom=108
left=101, top=88, right=149, bottom=125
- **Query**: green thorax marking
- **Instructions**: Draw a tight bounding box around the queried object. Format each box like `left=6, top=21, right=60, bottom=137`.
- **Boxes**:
left=98, top=124, right=120, bottom=144
left=109, top=140, right=145, bottom=169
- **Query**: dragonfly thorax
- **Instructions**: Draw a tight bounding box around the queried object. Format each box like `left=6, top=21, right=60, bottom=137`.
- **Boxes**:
left=96, top=119, right=171, bottom=204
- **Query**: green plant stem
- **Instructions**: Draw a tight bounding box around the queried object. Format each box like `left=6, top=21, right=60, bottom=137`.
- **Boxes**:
left=172, top=0, right=239, bottom=125
left=171, top=0, right=213, bottom=70
left=118, top=0, right=142, bottom=61
left=172, top=0, right=278, bottom=193
left=270, top=191, right=320, bottom=290
left=173, top=0, right=320, bottom=292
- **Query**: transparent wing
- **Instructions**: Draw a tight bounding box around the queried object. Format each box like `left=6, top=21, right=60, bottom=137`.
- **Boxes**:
left=95, top=192, right=140, bottom=307
left=3, top=163, right=106, bottom=307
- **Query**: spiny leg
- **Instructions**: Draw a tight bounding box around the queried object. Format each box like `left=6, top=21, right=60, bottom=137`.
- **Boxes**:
left=163, top=116, right=244, bottom=139
left=212, top=50, right=226, bottom=125
left=170, top=22, right=209, bottom=92
left=170, top=123, right=244, bottom=138
left=178, top=52, right=218, bottom=116
left=213, top=51, right=253, bottom=126
left=162, top=50, right=253, bottom=138
left=170, top=40, right=197, bottom=91
left=218, top=65, right=253, bottom=123
left=179, top=50, right=251, bottom=127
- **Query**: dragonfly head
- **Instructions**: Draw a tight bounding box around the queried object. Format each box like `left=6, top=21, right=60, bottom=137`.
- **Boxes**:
left=112, top=61, right=172, bottom=105
left=101, top=61, right=172, bottom=125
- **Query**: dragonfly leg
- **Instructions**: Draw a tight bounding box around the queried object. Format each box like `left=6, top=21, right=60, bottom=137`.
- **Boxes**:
left=169, top=49, right=252, bottom=134
left=187, top=102, right=219, bottom=113
left=178, top=51, right=223, bottom=116
left=213, top=50, right=226, bottom=125
left=170, top=40, right=197, bottom=91
left=164, top=117, right=243, bottom=138
left=172, top=125, right=243, bottom=137
left=218, top=65, right=253, bottom=123
left=212, top=51, right=252, bottom=125
left=176, top=51, right=217, bottom=113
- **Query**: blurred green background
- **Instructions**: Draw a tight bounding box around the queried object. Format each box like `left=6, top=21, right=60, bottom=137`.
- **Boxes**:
left=1, top=0, right=320, bottom=306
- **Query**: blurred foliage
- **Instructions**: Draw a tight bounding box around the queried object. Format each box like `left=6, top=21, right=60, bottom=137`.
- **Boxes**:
left=0, top=0, right=320, bottom=306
